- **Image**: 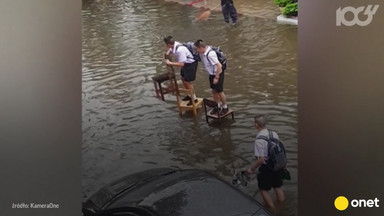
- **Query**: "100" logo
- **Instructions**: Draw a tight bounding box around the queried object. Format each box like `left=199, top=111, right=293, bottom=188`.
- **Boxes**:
left=336, top=5, right=379, bottom=26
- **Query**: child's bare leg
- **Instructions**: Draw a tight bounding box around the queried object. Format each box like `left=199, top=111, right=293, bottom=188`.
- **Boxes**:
left=260, top=190, right=274, bottom=208
left=273, top=187, right=285, bottom=202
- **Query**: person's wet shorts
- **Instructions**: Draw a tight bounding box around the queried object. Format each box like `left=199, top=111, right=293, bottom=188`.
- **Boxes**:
left=257, top=165, right=283, bottom=191
left=180, top=61, right=198, bottom=82
left=209, top=70, right=224, bottom=93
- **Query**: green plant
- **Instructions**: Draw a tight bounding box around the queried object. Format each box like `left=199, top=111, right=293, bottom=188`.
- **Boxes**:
left=274, top=0, right=291, bottom=7
left=283, top=2, right=298, bottom=17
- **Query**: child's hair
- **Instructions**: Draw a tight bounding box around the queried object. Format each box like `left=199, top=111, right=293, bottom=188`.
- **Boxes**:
left=163, top=36, right=175, bottom=45
left=194, top=39, right=206, bottom=48
left=254, top=115, right=267, bottom=127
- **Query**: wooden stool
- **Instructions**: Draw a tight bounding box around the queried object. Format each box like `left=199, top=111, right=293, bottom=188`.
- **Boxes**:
left=203, top=98, right=234, bottom=123
left=175, top=88, right=204, bottom=116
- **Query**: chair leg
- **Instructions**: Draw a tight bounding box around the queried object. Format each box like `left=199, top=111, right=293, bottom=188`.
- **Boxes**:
left=153, top=80, right=160, bottom=98
left=232, top=112, right=234, bottom=120
left=158, top=83, right=165, bottom=101
left=203, top=102, right=209, bottom=123
left=193, top=106, right=197, bottom=116
left=178, top=105, right=182, bottom=116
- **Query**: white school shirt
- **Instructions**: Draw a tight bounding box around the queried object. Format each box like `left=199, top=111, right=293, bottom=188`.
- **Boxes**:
left=202, top=46, right=220, bottom=75
left=254, top=129, right=280, bottom=164
left=172, top=41, right=195, bottom=64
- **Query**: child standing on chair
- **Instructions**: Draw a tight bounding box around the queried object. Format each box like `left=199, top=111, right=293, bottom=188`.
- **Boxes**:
left=194, top=39, right=229, bottom=116
left=164, top=36, right=198, bottom=106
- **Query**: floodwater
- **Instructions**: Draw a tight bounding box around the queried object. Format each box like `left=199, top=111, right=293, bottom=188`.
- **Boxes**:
left=82, top=0, right=297, bottom=215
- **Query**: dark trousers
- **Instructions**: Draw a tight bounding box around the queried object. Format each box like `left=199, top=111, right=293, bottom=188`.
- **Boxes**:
left=222, top=2, right=238, bottom=23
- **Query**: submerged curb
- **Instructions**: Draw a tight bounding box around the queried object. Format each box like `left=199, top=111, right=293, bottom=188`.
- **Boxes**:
left=276, top=15, right=298, bottom=25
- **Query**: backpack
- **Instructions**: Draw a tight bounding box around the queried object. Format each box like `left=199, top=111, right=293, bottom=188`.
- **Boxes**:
left=175, top=42, right=201, bottom=62
left=207, top=46, right=227, bottom=70
left=257, top=130, right=287, bottom=171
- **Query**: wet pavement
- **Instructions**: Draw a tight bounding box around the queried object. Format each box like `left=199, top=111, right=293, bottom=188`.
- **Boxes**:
left=82, top=0, right=297, bottom=215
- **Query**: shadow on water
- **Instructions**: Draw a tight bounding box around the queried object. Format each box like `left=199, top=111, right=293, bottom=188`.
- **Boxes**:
left=82, top=0, right=297, bottom=215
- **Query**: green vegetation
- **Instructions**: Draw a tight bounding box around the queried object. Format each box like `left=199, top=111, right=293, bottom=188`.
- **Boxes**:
left=283, top=3, right=298, bottom=17
left=273, top=0, right=291, bottom=7
left=274, top=0, right=298, bottom=17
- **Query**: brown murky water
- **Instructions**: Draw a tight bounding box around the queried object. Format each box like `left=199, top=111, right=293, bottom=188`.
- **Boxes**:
left=82, top=0, right=297, bottom=215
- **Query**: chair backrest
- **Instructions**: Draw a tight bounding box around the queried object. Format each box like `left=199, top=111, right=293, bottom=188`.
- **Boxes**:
left=203, top=98, right=217, bottom=108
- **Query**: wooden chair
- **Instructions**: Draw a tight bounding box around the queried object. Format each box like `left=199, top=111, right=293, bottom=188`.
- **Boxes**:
left=203, top=98, right=234, bottom=123
left=175, top=88, right=204, bottom=116
left=152, top=54, right=177, bottom=101
left=152, top=72, right=177, bottom=101
left=155, top=54, right=203, bottom=116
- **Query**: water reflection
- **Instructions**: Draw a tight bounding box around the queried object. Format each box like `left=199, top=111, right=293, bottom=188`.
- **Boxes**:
left=82, top=0, right=297, bottom=215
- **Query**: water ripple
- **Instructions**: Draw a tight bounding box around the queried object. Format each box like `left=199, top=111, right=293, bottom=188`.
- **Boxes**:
left=82, top=0, right=297, bottom=215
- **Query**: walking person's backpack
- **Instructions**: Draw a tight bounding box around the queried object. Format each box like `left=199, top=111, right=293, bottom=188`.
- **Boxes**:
left=175, top=42, right=201, bottom=62
left=257, top=130, right=287, bottom=171
left=207, top=46, right=227, bottom=70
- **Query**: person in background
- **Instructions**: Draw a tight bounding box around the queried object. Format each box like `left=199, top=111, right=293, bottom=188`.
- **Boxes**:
left=194, top=39, right=229, bottom=116
left=164, top=36, right=198, bottom=105
left=246, top=115, right=285, bottom=209
left=221, top=0, right=238, bottom=24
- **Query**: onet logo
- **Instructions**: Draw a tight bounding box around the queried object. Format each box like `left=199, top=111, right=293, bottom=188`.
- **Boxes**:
left=334, top=196, right=380, bottom=211
left=336, top=5, right=380, bottom=26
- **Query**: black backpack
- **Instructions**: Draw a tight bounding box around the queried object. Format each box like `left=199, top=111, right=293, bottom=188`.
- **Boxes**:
left=175, top=42, right=201, bottom=62
left=257, top=130, right=287, bottom=171
left=207, top=47, right=227, bottom=70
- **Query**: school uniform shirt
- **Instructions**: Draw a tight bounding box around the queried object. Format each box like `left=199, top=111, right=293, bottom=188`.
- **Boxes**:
left=254, top=129, right=279, bottom=164
left=202, top=46, right=220, bottom=75
left=172, top=41, right=195, bottom=64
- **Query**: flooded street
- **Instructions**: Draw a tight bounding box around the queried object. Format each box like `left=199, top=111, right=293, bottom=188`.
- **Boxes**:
left=82, top=0, right=297, bottom=215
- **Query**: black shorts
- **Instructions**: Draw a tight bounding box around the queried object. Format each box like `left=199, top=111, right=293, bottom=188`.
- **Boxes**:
left=180, top=61, right=198, bottom=82
left=257, top=165, right=283, bottom=191
left=209, top=70, right=225, bottom=93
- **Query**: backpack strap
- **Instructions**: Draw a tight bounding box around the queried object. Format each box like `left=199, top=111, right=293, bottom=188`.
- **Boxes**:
left=268, top=130, right=281, bottom=141
left=175, top=44, right=180, bottom=51
left=262, top=130, right=276, bottom=153
left=255, top=135, right=270, bottom=161
left=175, top=44, right=194, bottom=59
left=206, top=49, right=220, bottom=74
left=256, top=135, right=272, bottom=165
left=268, top=130, right=274, bottom=139
left=206, top=49, right=215, bottom=65
left=256, top=135, right=269, bottom=142
left=267, top=130, right=286, bottom=156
